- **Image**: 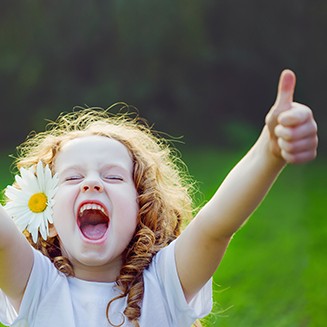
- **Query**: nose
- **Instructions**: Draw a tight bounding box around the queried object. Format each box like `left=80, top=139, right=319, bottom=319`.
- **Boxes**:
left=81, top=179, right=104, bottom=193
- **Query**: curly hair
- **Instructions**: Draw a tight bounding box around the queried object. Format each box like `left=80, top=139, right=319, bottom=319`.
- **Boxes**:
left=9, top=105, right=197, bottom=326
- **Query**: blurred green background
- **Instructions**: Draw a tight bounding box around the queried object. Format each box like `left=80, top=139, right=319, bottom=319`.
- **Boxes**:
left=0, top=1, right=326, bottom=326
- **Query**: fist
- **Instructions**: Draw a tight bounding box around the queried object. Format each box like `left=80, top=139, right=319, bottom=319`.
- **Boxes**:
left=265, top=70, right=318, bottom=164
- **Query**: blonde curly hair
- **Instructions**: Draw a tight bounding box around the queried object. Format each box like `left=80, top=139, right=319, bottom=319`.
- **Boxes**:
left=10, top=105, right=199, bottom=326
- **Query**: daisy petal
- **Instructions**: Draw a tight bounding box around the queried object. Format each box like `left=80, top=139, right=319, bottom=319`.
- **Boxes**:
left=3, top=161, right=58, bottom=243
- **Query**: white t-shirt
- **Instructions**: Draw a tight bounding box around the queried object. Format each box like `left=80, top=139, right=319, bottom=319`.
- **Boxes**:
left=0, top=241, right=212, bottom=327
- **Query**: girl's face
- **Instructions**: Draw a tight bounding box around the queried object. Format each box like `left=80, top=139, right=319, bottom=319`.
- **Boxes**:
left=52, top=135, right=139, bottom=281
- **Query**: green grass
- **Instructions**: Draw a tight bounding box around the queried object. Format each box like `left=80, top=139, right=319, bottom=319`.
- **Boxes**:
left=0, top=148, right=326, bottom=326
left=181, top=148, right=327, bottom=327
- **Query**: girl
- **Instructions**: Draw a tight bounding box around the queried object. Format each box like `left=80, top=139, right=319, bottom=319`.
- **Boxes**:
left=0, top=70, right=318, bottom=326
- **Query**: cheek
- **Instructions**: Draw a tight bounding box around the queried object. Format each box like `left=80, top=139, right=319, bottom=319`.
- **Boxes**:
left=120, top=205, right=138, bottom=226
left=118, top=199, right=139, bottom=235
left=129, top=194, right=139, bottom=223
left=52, top=193, right=65, bottom=221
left=114, top=186, right=139, bottom=216
left=53, top=185, right=77, bottom=211
left=52, top=191, right=75, bottom=230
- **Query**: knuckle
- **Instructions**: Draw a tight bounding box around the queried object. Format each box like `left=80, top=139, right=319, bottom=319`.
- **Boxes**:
left=283, top=130, right=294, bottom=141
left=278, top=138, right=293, bottom=153
left=281, top=150, right=294, bottom=163
left=274, top=125, right=281, bottom=136
left=312, top=120, right=318, bottom=133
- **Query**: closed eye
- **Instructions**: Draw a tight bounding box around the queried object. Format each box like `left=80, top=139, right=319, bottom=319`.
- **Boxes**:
left=104, top=175, right=124, bottom=182
left=65, top=176, right=83, bottom=182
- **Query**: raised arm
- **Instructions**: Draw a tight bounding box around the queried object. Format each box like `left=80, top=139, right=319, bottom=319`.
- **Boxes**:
left=175, top=70, right=318, bottom=302
left=0, top=204, right=33, bottom=311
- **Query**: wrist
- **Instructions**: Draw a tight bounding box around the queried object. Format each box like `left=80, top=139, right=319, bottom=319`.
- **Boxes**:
left=252, top=126, right=287, bottom=171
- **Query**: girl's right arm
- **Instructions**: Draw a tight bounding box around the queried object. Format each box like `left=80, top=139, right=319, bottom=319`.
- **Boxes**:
left=0, top=205, right=33, bottom=312
left=175, top=70, right=318, bottom=303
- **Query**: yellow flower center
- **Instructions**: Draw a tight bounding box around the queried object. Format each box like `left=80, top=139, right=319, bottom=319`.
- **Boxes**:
left=28, top=192, right=48, bottom=213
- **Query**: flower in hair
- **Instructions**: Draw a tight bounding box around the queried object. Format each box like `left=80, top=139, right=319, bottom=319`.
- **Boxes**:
left=4, top=161, right=59, bottom=243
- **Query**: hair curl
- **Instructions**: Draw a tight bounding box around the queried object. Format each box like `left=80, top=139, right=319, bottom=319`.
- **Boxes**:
left=9, top=105, right=197, bottom=326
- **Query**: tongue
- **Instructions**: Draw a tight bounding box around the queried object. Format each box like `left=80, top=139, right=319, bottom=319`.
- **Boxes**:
left=81, top=223, right=107, bottom=240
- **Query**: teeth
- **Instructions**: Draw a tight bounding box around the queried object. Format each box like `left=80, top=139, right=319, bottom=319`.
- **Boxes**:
left=79, top=203, right=108, bottom=216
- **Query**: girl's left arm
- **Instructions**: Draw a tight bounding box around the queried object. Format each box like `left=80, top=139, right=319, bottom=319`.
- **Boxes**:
left=175, top=70, right=318, bottom=302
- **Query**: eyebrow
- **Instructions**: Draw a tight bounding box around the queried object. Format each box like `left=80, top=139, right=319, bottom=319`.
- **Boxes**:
left=56, top=165, right=82, bottom=174
left=100, top=164, right=131, bottom=175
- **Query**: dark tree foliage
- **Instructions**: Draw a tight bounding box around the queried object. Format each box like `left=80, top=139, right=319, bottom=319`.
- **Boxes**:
left=1, top=0, right=325, bottom=150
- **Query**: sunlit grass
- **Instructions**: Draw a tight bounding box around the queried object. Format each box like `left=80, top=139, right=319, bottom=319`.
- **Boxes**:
left=182, top=148, right=327, bottom=327
left=0, top=148, right=326, bottom=326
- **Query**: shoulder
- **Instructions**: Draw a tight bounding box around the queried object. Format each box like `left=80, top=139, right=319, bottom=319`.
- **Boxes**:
left=146, top=240, right=176, bottom=279
left=0, top=248, right=68, bottom=326
left=141, top=241, right=213, bottom=326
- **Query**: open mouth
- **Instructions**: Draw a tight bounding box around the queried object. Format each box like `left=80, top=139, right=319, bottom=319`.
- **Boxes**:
left=77, top=203, right=109, bottom=241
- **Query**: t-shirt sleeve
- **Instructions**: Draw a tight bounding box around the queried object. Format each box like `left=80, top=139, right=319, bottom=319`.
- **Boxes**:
left=0, top=290, right=18, bottom=325
left=0, top=248, right=61, bottom=326
left=152, top=240, right=213, bottom=325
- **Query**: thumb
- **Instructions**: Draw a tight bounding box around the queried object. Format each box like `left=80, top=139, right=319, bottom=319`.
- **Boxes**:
left=266, top=69, right=296, bottom=129
left=274, top=69, right=296, bottom=109
left=265, top=70, right=297, bottom=155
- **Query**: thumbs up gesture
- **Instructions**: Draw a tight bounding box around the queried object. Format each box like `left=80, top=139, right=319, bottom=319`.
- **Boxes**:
left=265, top=70, right=318, bottom=163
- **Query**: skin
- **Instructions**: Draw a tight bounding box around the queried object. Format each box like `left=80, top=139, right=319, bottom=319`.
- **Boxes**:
left=175, top=70, right=318, bottom=301
left=0, top=70, right=318, bottom=314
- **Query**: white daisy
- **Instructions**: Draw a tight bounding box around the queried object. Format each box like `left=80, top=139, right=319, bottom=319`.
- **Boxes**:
left=4, top=161, right=59, bottom=243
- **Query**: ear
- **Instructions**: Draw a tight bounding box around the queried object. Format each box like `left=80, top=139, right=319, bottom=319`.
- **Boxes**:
left=48, top=223, right=58, bottom=238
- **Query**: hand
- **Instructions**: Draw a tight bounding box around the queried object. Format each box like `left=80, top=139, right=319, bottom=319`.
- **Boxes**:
left=265, top=69, right=318, bottom=163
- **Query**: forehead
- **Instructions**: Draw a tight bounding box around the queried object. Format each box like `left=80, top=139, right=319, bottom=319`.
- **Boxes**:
left=54, top=135, right=133, bottom=170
